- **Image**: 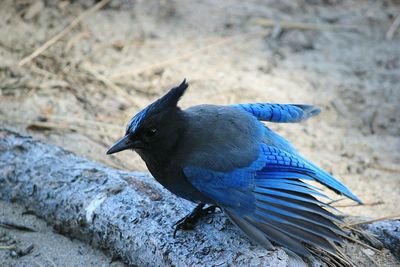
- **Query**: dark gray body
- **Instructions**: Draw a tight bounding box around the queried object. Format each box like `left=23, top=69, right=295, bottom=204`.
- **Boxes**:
left=137, top=104, right=263, bottom=203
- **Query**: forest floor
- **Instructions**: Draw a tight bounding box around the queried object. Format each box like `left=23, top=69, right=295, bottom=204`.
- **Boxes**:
left=1, top=0, right=399, bottom=266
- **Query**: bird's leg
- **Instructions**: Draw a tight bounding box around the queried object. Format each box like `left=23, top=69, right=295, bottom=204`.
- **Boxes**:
left=173, top=203, right=220, bottom=238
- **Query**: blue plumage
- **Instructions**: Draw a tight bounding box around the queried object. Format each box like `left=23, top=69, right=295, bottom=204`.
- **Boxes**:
left=231, top=103, right=321, bottom=123
left=126, top=108, right=149, bottom=134
left=257, top=144, right=362, bottom=203
left=107, top=80, right=361, bottom=260
left=183, top=142, right=357, bottom=255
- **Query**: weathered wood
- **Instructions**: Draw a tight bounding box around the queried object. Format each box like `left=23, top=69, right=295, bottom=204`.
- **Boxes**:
left=0, top=128, right=292, bottom=266
left=3, top=128, right=400, bottom=266
left=365, top=220, right=400, bottom=259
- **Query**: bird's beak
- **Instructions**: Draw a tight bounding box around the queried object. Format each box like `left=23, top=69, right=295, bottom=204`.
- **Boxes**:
left=106, top=135, right=143, bottom=155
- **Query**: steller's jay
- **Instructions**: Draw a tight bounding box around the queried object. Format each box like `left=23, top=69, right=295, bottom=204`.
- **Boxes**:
left=107, top=79, right=362, bottom=258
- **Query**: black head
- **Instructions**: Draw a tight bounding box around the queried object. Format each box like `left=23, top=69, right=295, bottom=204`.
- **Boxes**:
left=106, top=79, right=188, bottom=156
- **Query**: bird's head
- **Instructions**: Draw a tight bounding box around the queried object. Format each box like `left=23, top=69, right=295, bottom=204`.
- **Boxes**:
left=106, top=79, right=188, bottom=156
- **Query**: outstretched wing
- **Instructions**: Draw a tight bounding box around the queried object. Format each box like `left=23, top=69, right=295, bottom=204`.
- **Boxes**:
left=183, top=143, right=360, bottom=256
left=258, top=145, right=362, bottom=203
left=231, top=103, right=320, bottom=123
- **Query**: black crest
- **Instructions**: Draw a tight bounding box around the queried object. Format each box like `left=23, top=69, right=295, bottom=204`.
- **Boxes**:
left=156, top=79, right=188, bottom=109
left=126, top=79, right=188, bottom=134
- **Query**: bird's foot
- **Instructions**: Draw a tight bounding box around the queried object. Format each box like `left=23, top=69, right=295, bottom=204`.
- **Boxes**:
left=173, top=203, right=220, bottom=238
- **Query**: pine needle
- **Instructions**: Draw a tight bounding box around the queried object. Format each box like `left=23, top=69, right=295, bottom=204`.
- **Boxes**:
left=347, top=214, right=400, bottom=227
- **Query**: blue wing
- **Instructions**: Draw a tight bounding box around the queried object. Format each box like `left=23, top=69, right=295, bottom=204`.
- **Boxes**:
left=258, top=145, right=362, bottom=203
left=183, top=143, right=361, bottom=256
left=231, top=103, right=320, bottom=123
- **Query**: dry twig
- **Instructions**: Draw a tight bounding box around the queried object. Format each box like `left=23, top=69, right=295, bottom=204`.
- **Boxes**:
left=327, top=197, right=347, bottom=205
left=369, top=163, right=400, bottom=173
left=253, top=18, right=359, bottom=31
left=341, top=234, right=381, bottom=253
left=26, top=121, right=81, bottom=132
left=18, top=0, right=111, bottom=67
left=386, top=13, right=400, bottom=40
left=0, top=245, right=16, bottom=251
left=334, top=201, right=384, bottom=208
left=0, top=221, right=36, bottom=232
left=347, top=214, right=400, bottom=227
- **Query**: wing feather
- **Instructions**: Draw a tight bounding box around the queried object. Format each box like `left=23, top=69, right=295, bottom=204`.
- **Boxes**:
left=183, top=143, right=359, bottom=256
left=231, top=103, right=320, bottom=123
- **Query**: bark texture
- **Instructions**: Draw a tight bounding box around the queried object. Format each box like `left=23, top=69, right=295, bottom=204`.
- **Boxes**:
left=366, top=220, right=400, bottom=259
left=0, top=128, right=291, bottom=266
left=1, top=128, right=399, bottom=266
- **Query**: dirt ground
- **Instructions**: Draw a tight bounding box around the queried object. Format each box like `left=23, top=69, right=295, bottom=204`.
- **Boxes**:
left=1, top=0, right=399, bottom=266
left=0, top=200, right=126, bottom=267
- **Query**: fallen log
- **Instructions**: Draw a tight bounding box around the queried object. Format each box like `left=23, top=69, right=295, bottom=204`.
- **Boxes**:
left=0, top=128, right=291, bottom=266
left=1, top=128, right=399, bottom=266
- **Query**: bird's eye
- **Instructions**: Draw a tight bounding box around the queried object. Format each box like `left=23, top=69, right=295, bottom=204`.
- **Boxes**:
left=145, top=128, right=157, bottom=138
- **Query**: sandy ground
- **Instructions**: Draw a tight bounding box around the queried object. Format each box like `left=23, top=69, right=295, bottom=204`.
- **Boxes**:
left=1, top=0, right=399, bottom=265
left=0, top=200, right=126, bottom=267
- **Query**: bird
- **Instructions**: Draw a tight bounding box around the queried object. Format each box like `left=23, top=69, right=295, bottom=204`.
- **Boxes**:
left=107, top=79, right=362, bottom=260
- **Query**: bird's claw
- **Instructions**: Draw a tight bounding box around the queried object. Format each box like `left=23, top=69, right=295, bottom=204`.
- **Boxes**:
left=173, top=204, right=220, bottom=238
left=173, top=216, right=197, bottom=238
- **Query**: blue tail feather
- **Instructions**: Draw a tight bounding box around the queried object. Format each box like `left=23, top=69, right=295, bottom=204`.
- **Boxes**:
left=232, top=103, right=321, bottom=123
